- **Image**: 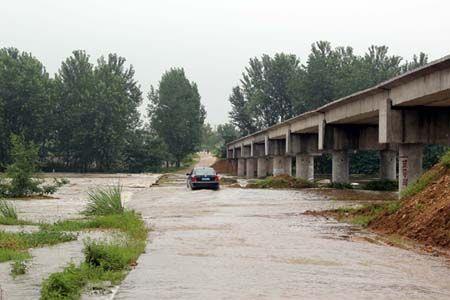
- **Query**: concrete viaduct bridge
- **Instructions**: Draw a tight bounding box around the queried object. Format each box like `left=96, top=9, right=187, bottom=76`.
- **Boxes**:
left=227, top=55, right=450, bottom=192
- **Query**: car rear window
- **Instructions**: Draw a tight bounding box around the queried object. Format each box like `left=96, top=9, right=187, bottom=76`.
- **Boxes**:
left=193, top=168, right=216, bottom=176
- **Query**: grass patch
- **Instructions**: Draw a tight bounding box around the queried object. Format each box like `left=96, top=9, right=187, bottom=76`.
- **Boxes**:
left=41, top=262, right=126, bottom=300
left=0, top=216, right=34, bottom=225
left=83, top=185, right=124, bottom=216
left=84, top=239, right=145, bottom=271
left=247, top=175, right=316, bottom=189
left=10, top=259, right=27, bottom=277
left=41, top=211, right=147, bottom=241
left=441, top=150, right=450, bottom=168
left=363, top=180, right=398, bottom=191
left=400, top=167, right=442, bottom=199
left=0, top=200, right=18, bottom=219
left=41, top=209, right=148, bottom=299
left=0, top=230, right=76, bottom=251
left=327, top=182, right=353, bottom=190
left=0, top=248, right=31, bottom=263
left=332, top=201, right=401, bottom=227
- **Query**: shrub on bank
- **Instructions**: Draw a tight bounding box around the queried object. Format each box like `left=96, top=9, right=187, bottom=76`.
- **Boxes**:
left=326, top=182, right=353, bottom=190
left=363, top=179, right=398, bottom=191
left=83, top=185, right=124, bottom=216
left=247, top=175, right=316, bottom=189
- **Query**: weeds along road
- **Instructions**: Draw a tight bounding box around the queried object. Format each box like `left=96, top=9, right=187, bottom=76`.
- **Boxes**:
left=115, top=156, right=450, bottom=300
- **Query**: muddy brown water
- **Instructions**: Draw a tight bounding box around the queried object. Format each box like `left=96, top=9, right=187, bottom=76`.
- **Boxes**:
left=114, top=174, right=450, bottom=300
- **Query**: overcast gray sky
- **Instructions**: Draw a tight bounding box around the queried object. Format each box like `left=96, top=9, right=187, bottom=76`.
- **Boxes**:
left=2, top=0, right=450, bottom=125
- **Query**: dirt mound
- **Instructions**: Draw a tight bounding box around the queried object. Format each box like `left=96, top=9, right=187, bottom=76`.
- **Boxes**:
left=211, top=159, right=235, bottom=174
left=370, top=164, right=450, bottom=248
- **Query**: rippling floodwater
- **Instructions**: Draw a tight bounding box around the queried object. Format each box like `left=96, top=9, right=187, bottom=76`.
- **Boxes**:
left=115, top=174, right=450, bottom=300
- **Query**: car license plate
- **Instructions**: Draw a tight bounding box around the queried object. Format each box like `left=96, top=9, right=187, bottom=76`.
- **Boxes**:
left=201, top=178, right=210, bottom=181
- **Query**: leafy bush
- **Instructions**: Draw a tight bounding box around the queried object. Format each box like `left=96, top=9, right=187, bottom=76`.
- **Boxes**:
left=41, top=263, right=87, bottom=300
left=0, top=135, right=65, bottom=197
left=247, top=175, right=316, bottom=189
left=363, top=180, right=398, bottom=191
left=84, top=239, right=144, bottom=271
left=327, top=182, right=353, bottom=189
left=441, top=150, right=450, bottom=168
left=4, top=135, right=42, bottom=197
left=10, top=259, right=27, bottom=277
left=83, top=185, right=124, bottom=216
left=0, top=200, right=18, bottom=219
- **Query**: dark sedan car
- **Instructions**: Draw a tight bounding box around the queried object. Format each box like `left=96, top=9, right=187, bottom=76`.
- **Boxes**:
left=186, top=167, right=220, bottom=190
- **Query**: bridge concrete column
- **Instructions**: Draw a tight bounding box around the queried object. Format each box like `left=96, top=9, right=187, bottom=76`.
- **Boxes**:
left=246, top=158, right=256, bottom=179
left=284, top=157, right=293, bottom=176
left=296, top=154, right=314, bottom=181
left=332, top=150, right=349, bottom=183
left=399, top=144, right=423, bottom=192
left=237, top=158, right=246, bottom=177
left=380, top=150, right=397, bottom=181
left=273, top=156, right=287, bottom=176
left=257, top=158, right=268, bottom=178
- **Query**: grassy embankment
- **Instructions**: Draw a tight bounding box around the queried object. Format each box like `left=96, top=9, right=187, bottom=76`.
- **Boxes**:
left=40, top=185, right=148, bottom=299
left=318, top=151, right=450, bottom=249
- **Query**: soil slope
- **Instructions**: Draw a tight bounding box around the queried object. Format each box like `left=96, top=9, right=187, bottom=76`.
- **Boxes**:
left=370, top=165, right=450, bottom=249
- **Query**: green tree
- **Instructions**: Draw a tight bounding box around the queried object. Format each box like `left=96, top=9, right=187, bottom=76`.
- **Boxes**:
left=200, top=124, right=221, bottom=152
left=148, top=68, right=206, bottom=166
left=92, top=54, right=142, bottom=170
left=0, top=48, right=54, bottom=167
left=54, top=51, right=142, bottom=171
left=123, top=129, right=168, bottom=172
left=231, top=53, right=303, bottom=133
left=215, top=123, right=240, bottom=158
left=228, top=86, right=257, bottom=135
left=4, top=135, right=41, bottom=197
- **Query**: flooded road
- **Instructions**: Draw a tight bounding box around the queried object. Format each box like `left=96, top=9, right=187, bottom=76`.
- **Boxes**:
left=116, top=174, right=450, bottom=300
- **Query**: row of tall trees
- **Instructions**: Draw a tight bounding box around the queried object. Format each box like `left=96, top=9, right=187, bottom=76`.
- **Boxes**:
left=0, top=48, right=205, bottom=172
left=229, top=41, right=428, bottom=134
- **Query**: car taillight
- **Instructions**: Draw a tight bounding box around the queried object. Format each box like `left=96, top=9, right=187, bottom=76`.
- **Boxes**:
left=191, top=177, right=197, bottom=182
left=214, top=175, right=219, bottom=182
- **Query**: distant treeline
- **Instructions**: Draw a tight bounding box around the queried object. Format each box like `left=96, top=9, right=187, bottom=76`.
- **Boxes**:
left=0, top=48, right=204, bottom=172
left=222, top=41, right=448, bottom=173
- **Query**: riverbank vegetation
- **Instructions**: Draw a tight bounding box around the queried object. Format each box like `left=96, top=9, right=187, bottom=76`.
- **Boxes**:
left=246, top=175, right=316, bottom=189
left=40, top=185, right=148, bottom=299
left=311, top=150, right=450, bottom=250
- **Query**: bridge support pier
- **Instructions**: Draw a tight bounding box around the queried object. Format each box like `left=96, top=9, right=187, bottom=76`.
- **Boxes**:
left=296, top=154, right=314, bottom=181
left=285, top=157, right=293, bottom=176
left=273, top=156, right=287, bottom=176
left=237, top=158, right=246, bottom=177
left=332, top=150, right=349, bottom=183
left=246, top=158, right=256, bottom=179
left=257, top=158, right=268, bottom=178
left=399, top=144, right=423, bottom=192
left=380, top=150, right=397, bottom=181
